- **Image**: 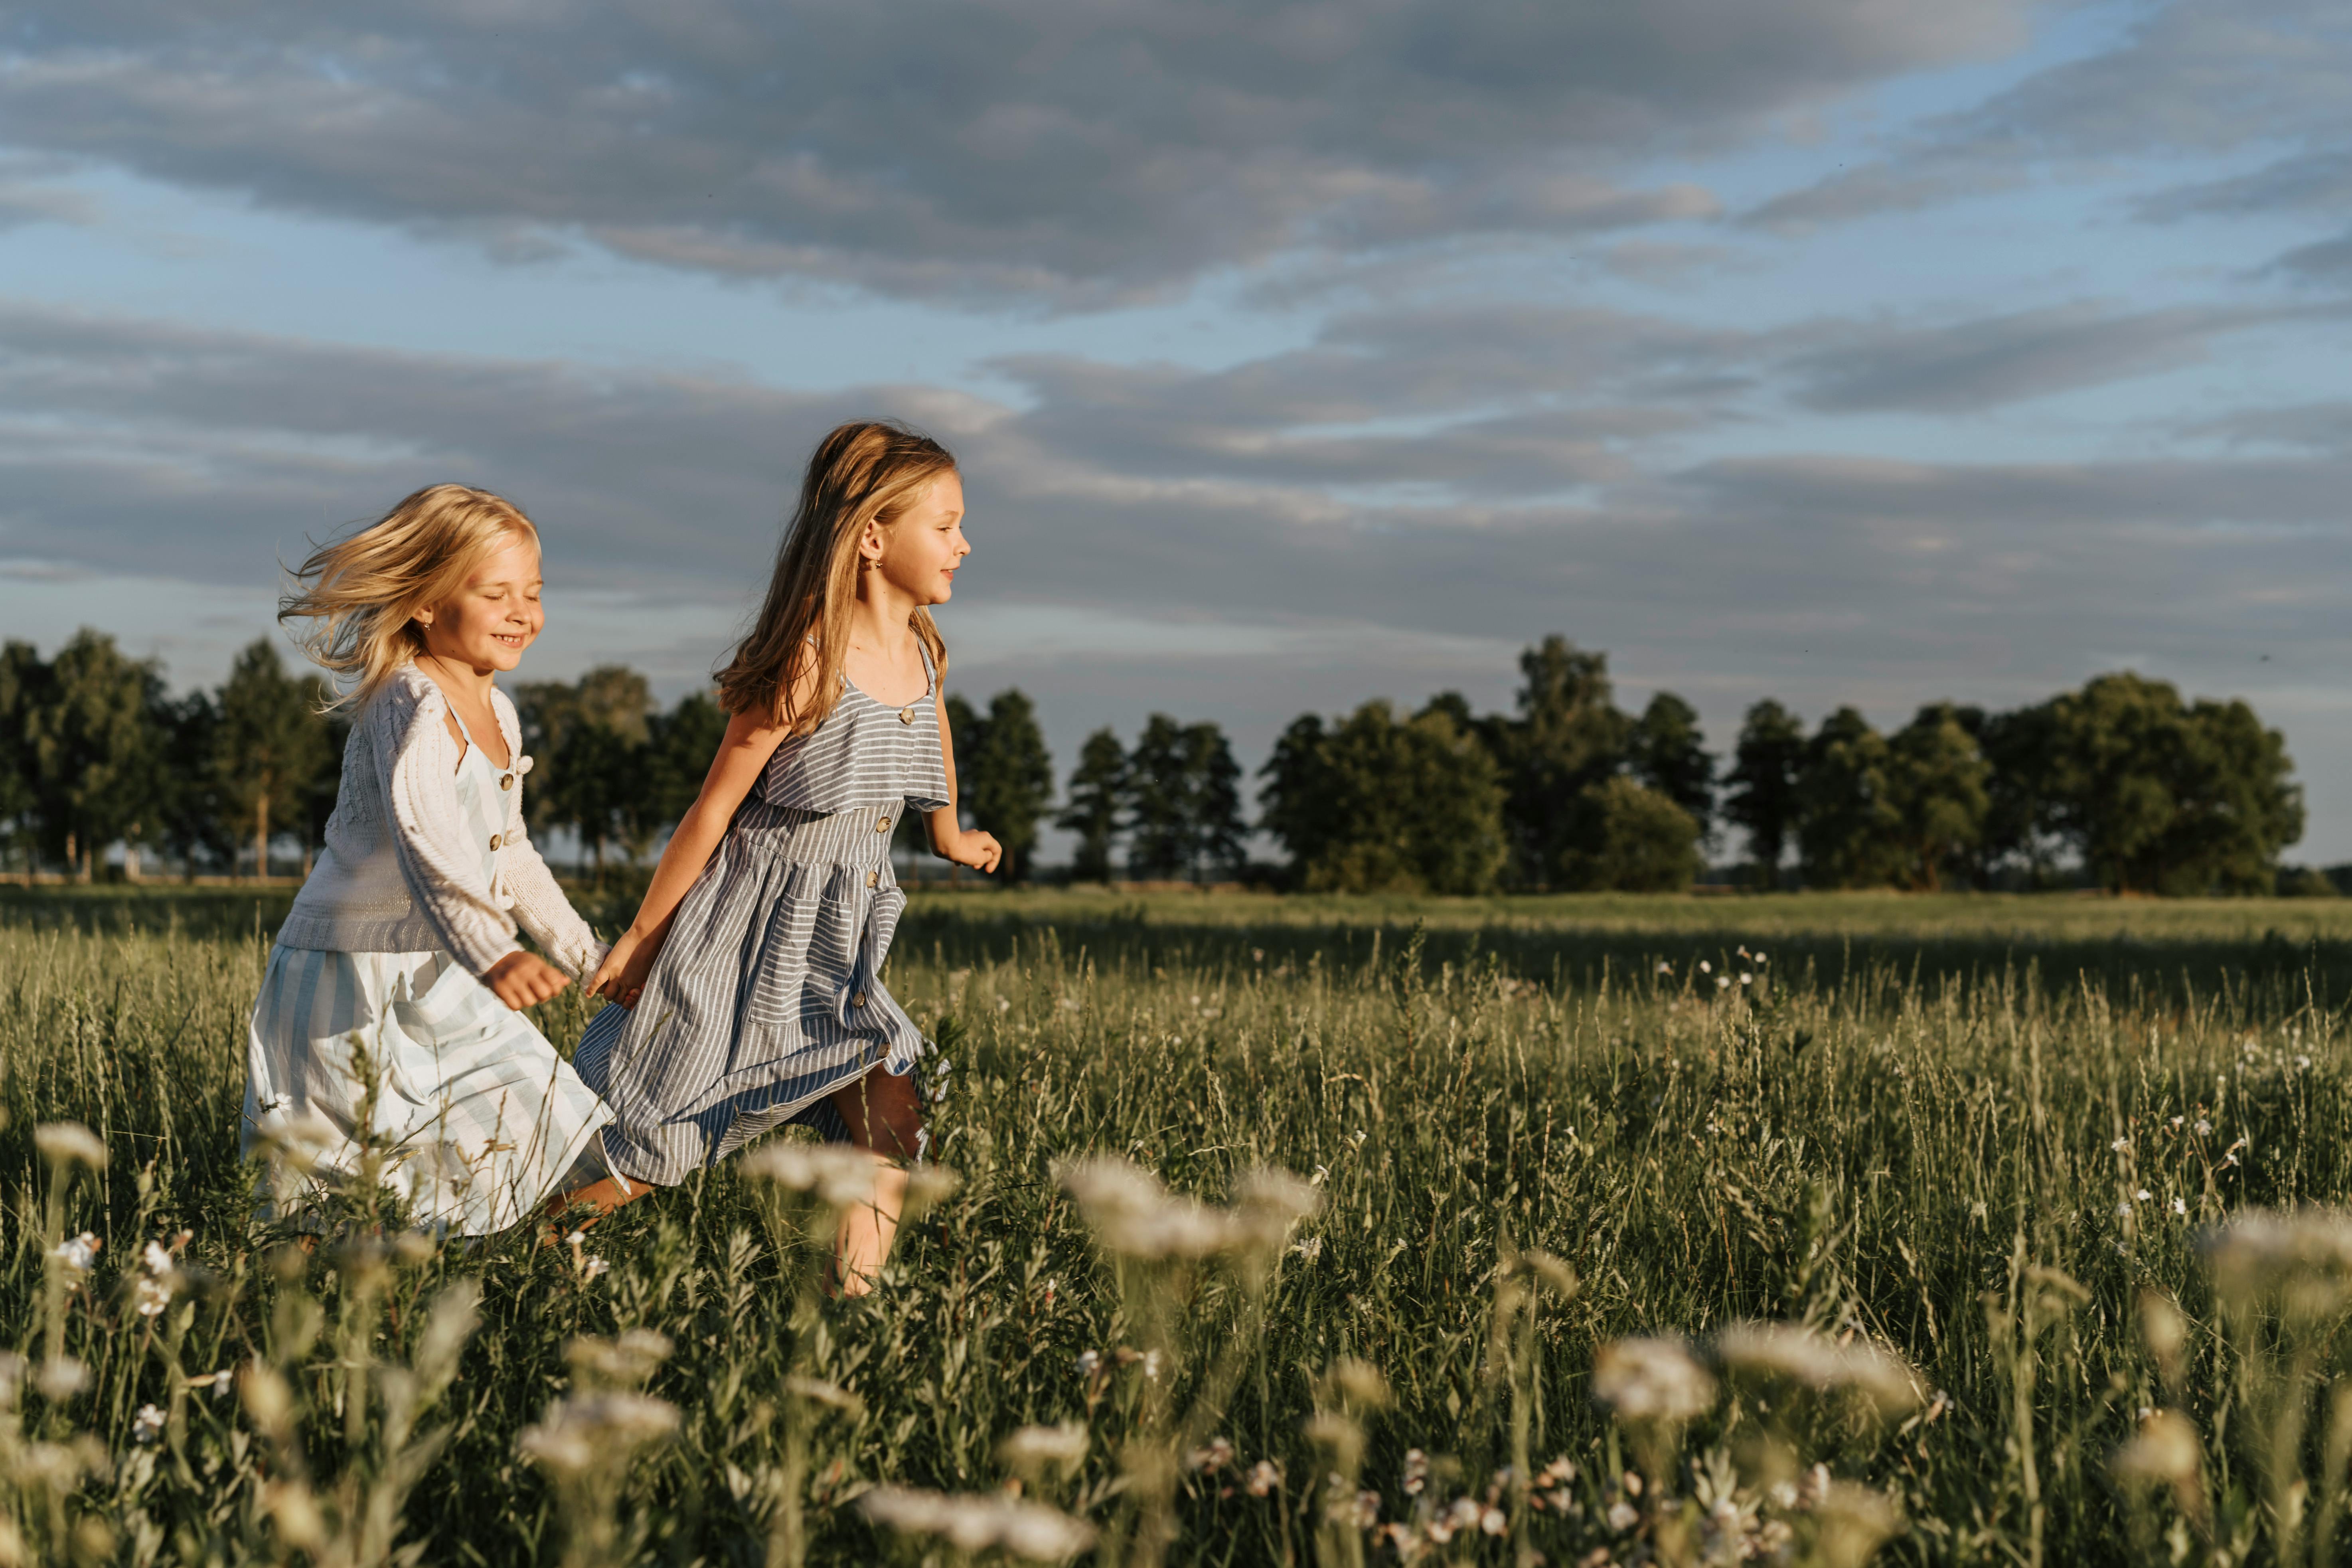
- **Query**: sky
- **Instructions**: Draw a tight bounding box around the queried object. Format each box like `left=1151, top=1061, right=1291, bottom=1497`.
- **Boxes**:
left=3, top=0, right=2350, bottom=862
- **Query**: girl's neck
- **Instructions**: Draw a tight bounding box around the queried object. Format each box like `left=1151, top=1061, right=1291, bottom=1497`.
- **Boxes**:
left=848, top=572, right=918, bottom=652
left=413, top=648, right=500, bottom=708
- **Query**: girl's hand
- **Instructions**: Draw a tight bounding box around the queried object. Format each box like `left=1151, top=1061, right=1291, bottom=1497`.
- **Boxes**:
left=486, top=950, right=571, bottom=1011
left=588, top=929, right=662, bottom=1009
left=941, top=827, right=1002, bottom=875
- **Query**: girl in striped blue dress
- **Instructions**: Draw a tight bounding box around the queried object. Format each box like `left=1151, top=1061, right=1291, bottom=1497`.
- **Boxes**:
left=247, top=485, right=613, bottom=1236
left=567, top=422, right=1001, bottom=1293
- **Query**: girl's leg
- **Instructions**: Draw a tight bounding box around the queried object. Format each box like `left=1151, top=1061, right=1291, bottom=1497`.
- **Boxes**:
left=826, top=1064, right=923, bottom=1296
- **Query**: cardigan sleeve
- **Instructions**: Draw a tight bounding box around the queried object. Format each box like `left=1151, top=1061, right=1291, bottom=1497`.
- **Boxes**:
left=369, top=681, right=525, bottom=979
left=491, top=691, right=606, bottom=978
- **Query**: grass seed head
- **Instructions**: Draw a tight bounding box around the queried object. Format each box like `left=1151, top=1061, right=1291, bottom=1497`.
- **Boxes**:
left=567, top=1329, right=673, bottom=1388
left=1592, top=1336, right=1716, bottom=1424
left=520, top=1392, right=679, bottom=1475
left=741, top=1141, right=882, bottom=1207
left=2199, top=1207, right=2352, bottom=1319
left=34, top=1122, right=105, bottom=1171
left=1714, top=1322, right=1922, bottom=1418
left=858, top=1486, right=1097, bottom=1560
left=999, top=1421, right=1090, bottom=1475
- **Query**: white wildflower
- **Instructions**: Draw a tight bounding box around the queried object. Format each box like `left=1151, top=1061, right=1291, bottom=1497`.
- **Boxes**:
left=1607, top=1500, right=1640, bottom=1531
left=1292, top=1236, right=1323, bottom=1263
left=34, top=1358, right=87, bottom=1401
left=1740, top=972, right=1754, bottom=986
left=1402, top=1449, right=1428, bottom=1495
left=566, top=1329, right=673, bottom=1388
left=1002, top=1422, right=1091, bottom=1472
left=1185, top=1436, right=1233, bottom=1473
left=995, top=997, right=1013, bottom=1013
left=519, top=1392, right=679, bottom=1475
left=2111, top=1137, right=2131, bottom=1153
left=34, top=1123, right=107, bottom=1171
left=2196, top=1119, right=2213, bottom=1136
left=1591, top=1337, right=1716, bottom=1424
left=2201, top=1207, right=2352, bottom=1317
left=47, top=1232, right=100, bottom=1279
left=1655, top=962, right=1673, bottom=976
left=2111, top=1409, right=2202, bottom=1489
left=741, top=1141, right=882, bottom=1207
left=1245, top=1460, right=1282, bottom=1496
left=1480, top=1505, right=1506, bottom=1535
left=2172, top=1197, right=2188, bottom=1217
left=1074, top=1350, right=1102, bottom=1378
left=1057, top=1157, right=1317, bottom=1260
left=861, top=1486, right=1097, bottom=1561
left=2135, top=1188, right=2153, bottom=1202
left=130, top=1404, right=165, bottom=1445
left=581, top=1256, right=610, bottom=1282
left=1698, top=961, right=1711, bottom=975
left=1714, top=1322, right=1922, bottom=1417
left=133, top=1276, right=173, bottom=1318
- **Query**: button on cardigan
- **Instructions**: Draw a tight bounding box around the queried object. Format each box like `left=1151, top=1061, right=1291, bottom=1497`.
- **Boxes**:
left=274, top=664, right=604, bottom=980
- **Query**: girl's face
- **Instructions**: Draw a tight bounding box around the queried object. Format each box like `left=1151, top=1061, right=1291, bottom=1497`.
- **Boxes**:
left=867, top=471, right=970, bottom=605
left=416, top=532, right=544, bottom=673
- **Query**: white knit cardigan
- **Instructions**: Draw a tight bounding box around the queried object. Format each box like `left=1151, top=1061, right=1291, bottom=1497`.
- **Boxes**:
left=275, top=665, right=605, bottom=979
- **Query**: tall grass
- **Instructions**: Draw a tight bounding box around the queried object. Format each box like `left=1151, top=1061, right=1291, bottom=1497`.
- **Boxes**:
left=3, top=892, right=2352, bottom=1562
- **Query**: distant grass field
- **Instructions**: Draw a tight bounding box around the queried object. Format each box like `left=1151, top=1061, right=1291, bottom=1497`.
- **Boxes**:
left=5, top=884, right=2352, bottom=1563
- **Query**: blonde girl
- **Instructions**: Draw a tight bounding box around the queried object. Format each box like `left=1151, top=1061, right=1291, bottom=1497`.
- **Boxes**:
left=565, top=421, right=999, bottom=1293
left=245, top=484, right=613, bottom=1235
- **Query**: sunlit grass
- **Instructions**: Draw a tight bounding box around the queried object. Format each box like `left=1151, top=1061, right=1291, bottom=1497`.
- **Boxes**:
left=3, top=890, right=2352, bottom=1563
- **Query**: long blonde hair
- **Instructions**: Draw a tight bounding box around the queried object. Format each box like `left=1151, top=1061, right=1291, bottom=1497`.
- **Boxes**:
left=717, top=421, right=955, bottom=730
left=279, top=484, right=539, bottom=706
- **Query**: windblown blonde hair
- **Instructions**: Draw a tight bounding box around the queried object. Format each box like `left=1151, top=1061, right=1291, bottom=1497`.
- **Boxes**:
left=279, top=484, right=540, bottom=707
left=717, top=421, right=955, bottom=731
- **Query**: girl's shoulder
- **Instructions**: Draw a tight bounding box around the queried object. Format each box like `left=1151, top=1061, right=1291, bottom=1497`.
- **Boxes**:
left=358, top=663, right=449, bottom=742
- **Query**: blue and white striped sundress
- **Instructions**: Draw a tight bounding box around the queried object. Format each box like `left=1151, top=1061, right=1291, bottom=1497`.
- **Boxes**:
left=575, top=644, right=950, bottom=1186
left=242, top=708, right=612, bottom=1236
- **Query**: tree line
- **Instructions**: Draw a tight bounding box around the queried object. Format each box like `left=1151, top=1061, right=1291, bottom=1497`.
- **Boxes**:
left=0, top=628, right=2310, bottom=895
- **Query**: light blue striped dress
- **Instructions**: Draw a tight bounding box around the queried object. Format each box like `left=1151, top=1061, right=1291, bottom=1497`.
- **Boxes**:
left=243, top=707, right=612, bottom=1236
left=575, top=645, right=949, bottom=1185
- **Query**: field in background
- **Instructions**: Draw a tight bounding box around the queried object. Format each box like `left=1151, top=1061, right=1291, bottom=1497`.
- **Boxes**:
left=3, top=887, right=2352, bottom=1562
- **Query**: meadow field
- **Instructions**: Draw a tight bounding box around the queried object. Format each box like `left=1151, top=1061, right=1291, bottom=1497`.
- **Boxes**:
left=7, top=886, right=2352, bottom=1564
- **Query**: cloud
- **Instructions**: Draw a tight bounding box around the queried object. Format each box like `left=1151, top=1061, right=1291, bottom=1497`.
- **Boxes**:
left=0, top=0, right=2030, bottom=301
left=1785, top=301, right=2330, bottom=413
left=1746, top=0, right=2352, bottom=234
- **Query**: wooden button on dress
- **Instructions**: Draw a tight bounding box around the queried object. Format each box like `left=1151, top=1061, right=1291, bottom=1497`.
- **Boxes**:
left=853, top=991, right=868, bottom=1008
left=898, top=706, right=916, bottom=724
left=874, top=815, right=891, bottom=832
left=499, top=774, right=514, bottom=790
left=865, top=871, right=879, bottom=888
left=488, top=833, right=502, bottom=850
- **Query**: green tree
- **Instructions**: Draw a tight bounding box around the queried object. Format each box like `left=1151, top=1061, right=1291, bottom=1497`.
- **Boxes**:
left=648, top=690, right=728, bottom=830
left=1723, top=699, right=1805, bottom=890
left=1055, top=728, right=1127, bottom=883
left=156, top=691, right=233, bottom=880
left=1183, top=722, right=1246, bottom=881
left=520, top=665, right=653, bottom=883
left=1497, top=636, right=1630, bottom=886
left=29, top=630, right=171, bottom=881
left=1626, top=692, right=1714, bottom=839
left=1257, top=715, right=1335, bottom=879
left=212, top=639, right=332, bottom=882
left=2042, top=673, right=2302, bottom=895
left=1124, top=715, right=1193, bottom=881
left=1262, top=701, right=1506, bottom=894
left=958, top=690, right=1054, bottom=883
left=0, top=642, right=48, bottom=877
left=1556, top=776, right=1701, bottom=893
left=1970, top=703, right=2064, bottom=887
left=1795, top=707, right=1902, bottom=890
left=1883, top=703, right=1990, bottom=891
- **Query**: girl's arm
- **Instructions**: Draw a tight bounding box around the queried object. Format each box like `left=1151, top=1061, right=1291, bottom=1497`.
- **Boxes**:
left=587, top=703, right=793, bottom=1003
left=374, top=683, right=539, bottom=984
left=926, top=687, right=1003, bottom=874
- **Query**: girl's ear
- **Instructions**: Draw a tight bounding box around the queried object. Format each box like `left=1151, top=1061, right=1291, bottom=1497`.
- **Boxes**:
left=859, top=517, right=888, bottom=566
